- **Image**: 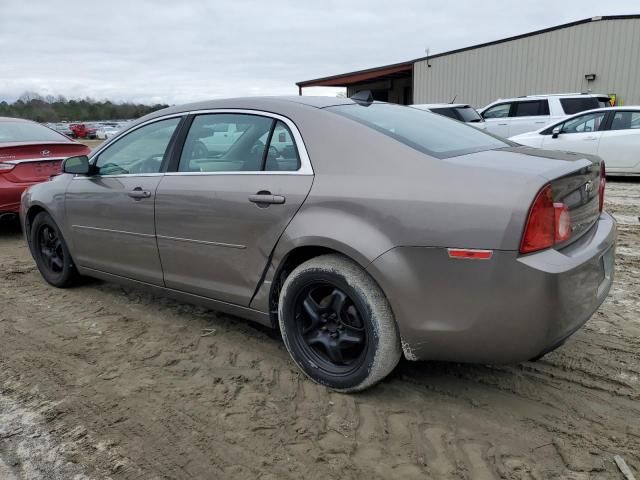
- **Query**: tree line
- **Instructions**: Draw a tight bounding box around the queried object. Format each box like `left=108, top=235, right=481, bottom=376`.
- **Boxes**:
left=0, top=92, right=169, bottom=122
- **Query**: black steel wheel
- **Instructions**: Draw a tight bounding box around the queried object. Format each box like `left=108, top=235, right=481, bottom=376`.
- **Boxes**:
left=279, top=254, right=401, bottom=392
left=294, top=283, right=368, bottom=375
left=30, top=211, right=78, bottom=288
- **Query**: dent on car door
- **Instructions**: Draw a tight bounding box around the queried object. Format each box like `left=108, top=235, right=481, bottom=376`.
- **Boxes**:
left=154, top=112, right=313, bottom=307
left=541, top=111, right=606, bottom=155
left=65, top=116, right=182, bottom=284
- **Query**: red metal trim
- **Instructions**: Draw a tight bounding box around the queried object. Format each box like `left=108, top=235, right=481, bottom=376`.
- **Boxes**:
left=297, top=63, right=412, bottom=88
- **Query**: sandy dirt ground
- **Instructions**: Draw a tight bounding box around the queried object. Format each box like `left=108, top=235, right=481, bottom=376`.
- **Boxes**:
left=0, top=179, right=638, bottom=480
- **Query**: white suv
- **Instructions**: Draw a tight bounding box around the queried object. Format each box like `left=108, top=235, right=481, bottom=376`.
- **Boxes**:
left=477, top=93, right=611, bottom=137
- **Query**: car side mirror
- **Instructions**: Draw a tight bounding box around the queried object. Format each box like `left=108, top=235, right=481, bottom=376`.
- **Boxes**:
left=551, top=127, right=561, bottom=139
left=62, top=155, right=91, bottom=174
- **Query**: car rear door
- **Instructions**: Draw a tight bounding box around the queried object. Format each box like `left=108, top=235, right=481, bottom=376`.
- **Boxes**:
left=65, top=116, right=183, bottom=285
left=507, top=100, right=551, bottom=136
left=597, top=110, right=640, bottom=172
left=541, top=111, right=607, bottom=155
left=154, top=111, right=313, bottom=307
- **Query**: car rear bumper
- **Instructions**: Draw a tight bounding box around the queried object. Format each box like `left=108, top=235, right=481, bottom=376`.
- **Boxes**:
left=0, top=177, right=33, bottom=214
left=366, top=212, right=616, bottom=363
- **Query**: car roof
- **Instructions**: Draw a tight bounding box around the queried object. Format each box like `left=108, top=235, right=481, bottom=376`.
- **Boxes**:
left=130, top=96, right=374, bottom=129
left=0, top=116, right=35, bottom=123
left=412, top=104, right=471, bottom=109
left=164, top=96, right=355, bottom=113
left=521, top=92, right=610, bottom=98
left=523, top=106, right=640, bottom=134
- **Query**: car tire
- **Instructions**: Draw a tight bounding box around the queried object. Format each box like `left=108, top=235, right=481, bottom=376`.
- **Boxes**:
left=30, top=211, right=78, bottom=288
left=278, top=254, right=401, bottom=392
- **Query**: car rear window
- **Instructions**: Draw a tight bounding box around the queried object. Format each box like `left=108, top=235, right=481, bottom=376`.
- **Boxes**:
left=454, top=106, right=483, bottom=122
left=560, top=97, right=608, bottom=115
left=512, top=100, right=550, bottom=117
left=429, top=107, right=458, bottom=120
left=327, top=103, right=509, bottom=159
left=0, top=121, right=69, bottom=143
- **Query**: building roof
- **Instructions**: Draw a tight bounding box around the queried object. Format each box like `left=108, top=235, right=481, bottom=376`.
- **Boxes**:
left=296, top=15, right=640, bottom=89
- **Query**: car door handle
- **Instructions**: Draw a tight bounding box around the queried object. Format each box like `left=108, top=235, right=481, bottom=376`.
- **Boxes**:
left=534, top=121, right=546, bottom=124
left=583, top=136, right=597, bottom=141
left=128, top=188, right=151, bottom=199
left=248, top=193, right=286, bottom=205
left=498, top=123, right=508, bottom=126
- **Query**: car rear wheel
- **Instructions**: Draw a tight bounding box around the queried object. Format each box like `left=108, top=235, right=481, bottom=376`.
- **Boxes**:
left=278, top=254, right=401, bottom=392
left=30, top=212, right=78, bottom=288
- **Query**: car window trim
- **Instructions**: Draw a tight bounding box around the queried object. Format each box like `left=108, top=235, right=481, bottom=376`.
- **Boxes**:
left=482, top=102, right=511, bottom=119
left=164, top=108, right=313, bottom=176
left=260, top=120, right=277, bottom=171
left=606, top=110, right=640, bottom=131
left=77, top=113, right=187, bottom=179
left=559, top=111, right=607, bottom=135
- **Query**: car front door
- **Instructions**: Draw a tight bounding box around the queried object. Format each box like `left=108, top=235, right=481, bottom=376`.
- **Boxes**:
left=541, top=111, right=607, bottom=156
left=65, top=116, right=183, bottom=285
left=597, top=110, right=640, bottom=171
left=480, top=103, right=511, bottom=137
left=154, top=112, right=313, bottom=306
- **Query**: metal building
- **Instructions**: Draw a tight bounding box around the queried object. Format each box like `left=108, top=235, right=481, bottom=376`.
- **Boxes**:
left=297, top=15, right=640, bottom=108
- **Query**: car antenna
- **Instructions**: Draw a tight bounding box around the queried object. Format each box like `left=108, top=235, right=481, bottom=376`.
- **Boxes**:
left=351, top=90, right=374, bottom=104
left=450, top=95, right=457, bottom=104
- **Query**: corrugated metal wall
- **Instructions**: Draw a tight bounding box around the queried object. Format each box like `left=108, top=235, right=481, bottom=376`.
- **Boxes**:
left=413, top=18, right=640, bottom=108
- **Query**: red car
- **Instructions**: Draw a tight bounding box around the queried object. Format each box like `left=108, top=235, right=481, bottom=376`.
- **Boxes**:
left=69, top=123, right=98, bottom=139
left=0, top=117, right=91, bottom=218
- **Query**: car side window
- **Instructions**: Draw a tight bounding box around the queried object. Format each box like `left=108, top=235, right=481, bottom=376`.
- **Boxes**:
left=482, top=103, right=510, bottom=119
left=95, top=117, right=181, bottom=175
left=265, top=121, right=301, bottom=172
left=559, top=112, right=607, bottom=134
left=609, top=111, right=640, bottom=130
left=178, top=114, right=274, bottom=172
left=512, top=100, right=549, bottom=117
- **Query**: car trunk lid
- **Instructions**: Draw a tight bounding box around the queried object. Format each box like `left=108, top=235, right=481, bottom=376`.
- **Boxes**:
left=0, top=142, right=89, bottom=183
left=445, top=146, right=603, bottom=249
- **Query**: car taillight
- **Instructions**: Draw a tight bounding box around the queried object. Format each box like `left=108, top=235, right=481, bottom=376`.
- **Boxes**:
left=520, top=184, right=571, bottom=254
left=0, top=162, right=16, bottom=173
left=599, top=162, right=606, bottom=212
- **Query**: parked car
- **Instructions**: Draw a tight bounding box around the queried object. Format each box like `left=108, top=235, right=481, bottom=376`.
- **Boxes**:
left=0, top=117, right=90, bottom=218
left=478, top=93, right=611, bottom=137
left=52, top=123, right=74, bottom=138
left=21, top=97, right=615, bottom=392
left=69, top=123, right=98, bottom=139
left=96, top=124, right=122, bottom=140
left=510, top=107, right=640, bottom=175
left=411, top=104, right=487, bottom=129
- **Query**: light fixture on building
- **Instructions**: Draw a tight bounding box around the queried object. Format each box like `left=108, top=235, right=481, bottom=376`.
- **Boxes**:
left=585, top=73, right=596, bottom=81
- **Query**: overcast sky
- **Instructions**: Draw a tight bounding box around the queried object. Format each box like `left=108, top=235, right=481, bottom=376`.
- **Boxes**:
left=0, top=0, right=635, bottom=105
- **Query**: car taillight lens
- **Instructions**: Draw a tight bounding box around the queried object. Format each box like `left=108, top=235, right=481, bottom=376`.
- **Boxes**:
left=0, top=162, right=16, bottom=173
left=520, top=184, right=571, bottom=254
left=599, top=162, right=606, bottom=212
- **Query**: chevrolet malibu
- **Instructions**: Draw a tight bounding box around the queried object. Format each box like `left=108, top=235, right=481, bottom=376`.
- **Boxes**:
left=20, top=96, right=616, bottom=392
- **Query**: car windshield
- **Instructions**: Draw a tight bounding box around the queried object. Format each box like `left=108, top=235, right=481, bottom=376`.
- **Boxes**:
left=327, top=103, right=508, bottom=158
left=0, top=121, right=69, bottom=143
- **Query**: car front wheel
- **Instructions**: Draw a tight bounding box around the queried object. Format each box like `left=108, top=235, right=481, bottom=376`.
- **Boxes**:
left=278, top=254, right=401, bottom=392
left=30, top=211, right=78, bottom=288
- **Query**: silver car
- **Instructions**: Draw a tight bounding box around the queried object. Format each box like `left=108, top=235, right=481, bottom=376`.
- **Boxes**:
left=20, top=96, right=616, bottom=392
